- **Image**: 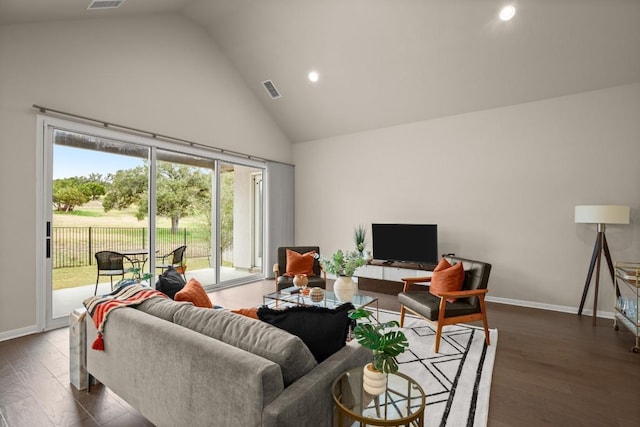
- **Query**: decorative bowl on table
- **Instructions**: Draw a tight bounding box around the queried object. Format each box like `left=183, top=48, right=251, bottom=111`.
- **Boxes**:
left=293, top=274, right=309, bottom=288
left=309, top=287, right=325, bottom=303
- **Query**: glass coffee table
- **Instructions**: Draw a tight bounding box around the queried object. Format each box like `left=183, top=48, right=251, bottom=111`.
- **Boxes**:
left=263, top=287, right=379, bottom=318
left=332, top=367, right=426, bottom=426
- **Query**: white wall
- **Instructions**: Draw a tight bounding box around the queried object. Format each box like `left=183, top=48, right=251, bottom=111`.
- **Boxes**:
left=293, top=83, right=640, bottom=315
left=0, top=14, right=291, bottom=337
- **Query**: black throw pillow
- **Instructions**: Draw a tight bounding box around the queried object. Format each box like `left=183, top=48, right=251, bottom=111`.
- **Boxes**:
left=156, top=266, right=186, bottom=299
left=257, top=303, right=354, bottom=363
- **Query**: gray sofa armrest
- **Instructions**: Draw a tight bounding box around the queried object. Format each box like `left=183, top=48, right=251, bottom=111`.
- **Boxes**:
left=86, top=308, right=284, bottom=427
left=262, top=340, right=372, bottom=427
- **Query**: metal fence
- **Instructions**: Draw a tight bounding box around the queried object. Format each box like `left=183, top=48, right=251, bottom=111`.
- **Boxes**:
left=52, top=227, right=211, bottom=269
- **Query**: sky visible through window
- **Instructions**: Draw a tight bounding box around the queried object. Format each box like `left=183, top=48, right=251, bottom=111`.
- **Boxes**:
left=54, top=145, right=142, bottom=179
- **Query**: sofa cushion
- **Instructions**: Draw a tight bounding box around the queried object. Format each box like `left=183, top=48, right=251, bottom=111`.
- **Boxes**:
left=257, top=303, right=354, bottom=363
left=136, top=297, right=192, bottom=322
left=429, top=258, right=464, bottom=303
left=174, top=279, right=213, bottom=308
left=173, top=305, right=316, bottom=386
left=284, top=249, right=316, bottom=277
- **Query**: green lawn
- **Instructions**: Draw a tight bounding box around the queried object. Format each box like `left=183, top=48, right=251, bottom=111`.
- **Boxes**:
left=53, top=257, right=212, bottom=290
left=52, top=200, right=216, bottom=289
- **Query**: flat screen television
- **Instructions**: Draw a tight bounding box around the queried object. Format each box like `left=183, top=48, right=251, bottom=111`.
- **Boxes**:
left=372, top=223, right=438, bottom=265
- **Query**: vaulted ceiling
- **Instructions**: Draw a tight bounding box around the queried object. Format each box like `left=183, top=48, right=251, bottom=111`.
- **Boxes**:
left=2, top=0, right=639, bottom=143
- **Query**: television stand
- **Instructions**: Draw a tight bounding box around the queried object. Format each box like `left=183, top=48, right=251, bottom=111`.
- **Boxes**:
left=356, top=259, right=436, bottom=295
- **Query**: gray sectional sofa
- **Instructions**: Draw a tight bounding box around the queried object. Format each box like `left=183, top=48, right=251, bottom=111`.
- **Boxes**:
left=84, top=298, right=371, bottom=427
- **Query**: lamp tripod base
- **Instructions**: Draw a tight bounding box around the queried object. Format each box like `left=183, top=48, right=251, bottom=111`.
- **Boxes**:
left=578, top=227, right=619, bottom=325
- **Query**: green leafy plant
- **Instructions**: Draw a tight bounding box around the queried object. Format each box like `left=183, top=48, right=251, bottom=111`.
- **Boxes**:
left=127, top=267, right=153, bottom=282
left=349, top=307, right=409, bottom=374
left=354, top=224, right=366, bottom=253
left=319, top=249, right=367, bottom=277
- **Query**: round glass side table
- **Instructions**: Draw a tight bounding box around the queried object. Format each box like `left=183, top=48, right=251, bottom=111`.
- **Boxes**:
left=332, top=366, right=426, bottom=426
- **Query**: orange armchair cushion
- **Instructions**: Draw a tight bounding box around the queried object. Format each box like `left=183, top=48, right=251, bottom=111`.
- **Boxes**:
left=429, top=258, right=465, bottom=303
left=284, top=249, right=316, bottom=277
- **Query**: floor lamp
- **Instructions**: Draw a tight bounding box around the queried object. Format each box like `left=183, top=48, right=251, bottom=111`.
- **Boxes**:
left=575, top=205, right=630, bottom=326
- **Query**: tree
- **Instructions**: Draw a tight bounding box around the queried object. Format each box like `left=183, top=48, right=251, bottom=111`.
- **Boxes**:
left=53, top=177, right=91, bottom=211
left=102, top=163, right=212, bottom=233
left=80, top=173, right=108, bottom=200
left=102, top=166, right=147, bottom=213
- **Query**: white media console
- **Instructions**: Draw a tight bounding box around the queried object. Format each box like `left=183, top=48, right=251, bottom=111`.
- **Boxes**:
left=354, top=259, right=436, bottom=294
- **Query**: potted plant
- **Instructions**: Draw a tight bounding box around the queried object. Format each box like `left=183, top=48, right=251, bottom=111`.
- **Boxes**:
left=115, top=267, right=153, bottom=289
left=319, top=250, right=367, bottom=302
left=354, top=224, right=367, bottom=254
left=349, top=307, right=409, bottom=395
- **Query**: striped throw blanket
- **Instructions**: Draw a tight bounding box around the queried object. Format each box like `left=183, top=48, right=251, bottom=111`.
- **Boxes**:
left=83, top=284, right=168, bottom=351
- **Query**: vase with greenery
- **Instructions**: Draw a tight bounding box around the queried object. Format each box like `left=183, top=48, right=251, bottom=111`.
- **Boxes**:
left=319, top=250, right=367, bottom=302
left=320, top=249, right=366, bottom=277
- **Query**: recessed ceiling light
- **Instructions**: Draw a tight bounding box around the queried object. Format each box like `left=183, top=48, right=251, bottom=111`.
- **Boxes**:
left=499, top=5, right=516, bottom=21
left=308, top=71, right=319, bottom=83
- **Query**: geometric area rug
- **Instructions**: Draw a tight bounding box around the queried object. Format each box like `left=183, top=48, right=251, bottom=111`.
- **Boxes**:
left=378, top=309, right=498, bottom=427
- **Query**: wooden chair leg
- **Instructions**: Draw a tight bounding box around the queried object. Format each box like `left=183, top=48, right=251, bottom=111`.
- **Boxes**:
left=435, top=296, right=448, bottom=353
left=273, top=264, right=279, bottom=292
left=479, top=296, right=490, bottom=346
left=482, top=316, right=490, bottom=346
left=399, top=305, right=406, bottom=327
left=435, top=323, right=443, bottom=353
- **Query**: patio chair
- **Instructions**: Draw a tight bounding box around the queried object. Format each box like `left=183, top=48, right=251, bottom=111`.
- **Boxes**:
left=156, top=245, right=187, bottom=280
left=94, top=251, right=131, bottom=295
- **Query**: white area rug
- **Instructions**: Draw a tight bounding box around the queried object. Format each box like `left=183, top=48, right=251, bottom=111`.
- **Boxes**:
left=378, top=309, right=498, bottom=427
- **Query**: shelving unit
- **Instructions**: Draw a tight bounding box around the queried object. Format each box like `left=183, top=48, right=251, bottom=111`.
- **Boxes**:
left=613, top=262, right=640, bottom=353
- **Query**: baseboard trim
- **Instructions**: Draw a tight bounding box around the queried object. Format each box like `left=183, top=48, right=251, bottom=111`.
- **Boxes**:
left=486, top=296, right=614, bottom=320
left=0, top=295, right=615, bottom=342
left=0, top=324, right=40, bottom=343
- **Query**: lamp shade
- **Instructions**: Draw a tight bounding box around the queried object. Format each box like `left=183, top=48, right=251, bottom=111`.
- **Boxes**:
left=574, top=205, right=630, bottom=224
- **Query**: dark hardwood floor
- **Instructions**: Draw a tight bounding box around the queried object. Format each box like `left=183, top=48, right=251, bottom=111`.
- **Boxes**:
left=1, top=280, right=638, bottom=426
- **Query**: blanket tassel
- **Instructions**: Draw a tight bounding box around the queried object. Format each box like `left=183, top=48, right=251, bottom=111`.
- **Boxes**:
left=92, top=333, right=105, bottom=351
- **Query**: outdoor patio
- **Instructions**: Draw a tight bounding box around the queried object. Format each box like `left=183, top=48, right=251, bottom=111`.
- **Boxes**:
left=52, top=266, right=259, bottom=318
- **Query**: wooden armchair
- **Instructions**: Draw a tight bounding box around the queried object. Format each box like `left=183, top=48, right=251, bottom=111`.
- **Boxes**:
left=273, top=246, right=327, bottom=291
left=398, top=256, right=492, bottom=353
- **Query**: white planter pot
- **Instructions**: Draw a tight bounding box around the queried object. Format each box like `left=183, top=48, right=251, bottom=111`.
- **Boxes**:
left=362, top=363, right=387, bottom=396
left=333, top=276, right=357, bottom=302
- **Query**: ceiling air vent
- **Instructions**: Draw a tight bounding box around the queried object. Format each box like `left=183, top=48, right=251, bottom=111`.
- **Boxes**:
left=87, top=0, right=126, bottom=10
left=261, top=80, right=282, bottom=99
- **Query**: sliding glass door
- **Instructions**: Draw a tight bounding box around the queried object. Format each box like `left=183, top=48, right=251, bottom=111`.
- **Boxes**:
left=40, top=117, right=264, bottom=330
left=154, top=151, right=216, bottom=287
left=49, top=130, right=149, bottom=325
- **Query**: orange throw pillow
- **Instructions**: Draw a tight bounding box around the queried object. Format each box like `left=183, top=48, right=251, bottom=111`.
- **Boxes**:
left=284, top=249, right=316, bottom=277
left=429, top=259, right=465, bottom=303
left=231, top=307, right=259, bottom=319
left=434, top=257, right=452, bottom=272
left=174, top=278, right=213, bottom=308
